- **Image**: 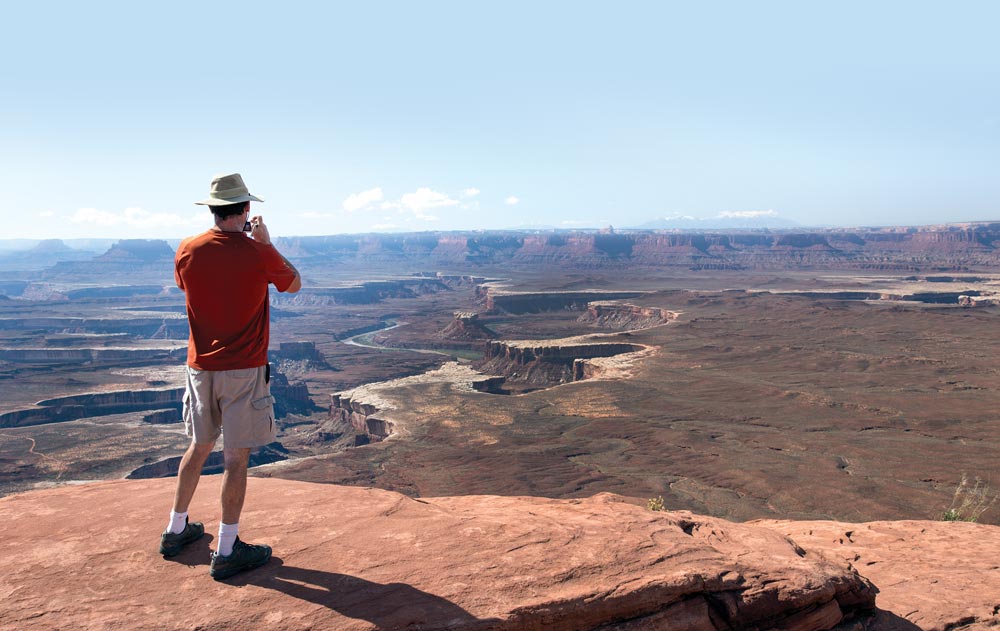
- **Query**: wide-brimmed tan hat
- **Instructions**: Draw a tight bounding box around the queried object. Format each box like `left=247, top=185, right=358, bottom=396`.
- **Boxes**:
left=195, top=173, right=264, bottom=206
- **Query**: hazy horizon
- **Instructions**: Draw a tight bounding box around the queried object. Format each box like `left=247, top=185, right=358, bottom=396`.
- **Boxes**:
left=3, top=2, right=998, bottom=241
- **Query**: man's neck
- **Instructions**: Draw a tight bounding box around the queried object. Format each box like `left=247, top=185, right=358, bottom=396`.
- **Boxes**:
left=213, top=216, right=245, bottom=233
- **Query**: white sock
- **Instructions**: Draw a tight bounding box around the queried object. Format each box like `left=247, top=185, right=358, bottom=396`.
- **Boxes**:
left=217, top=522, right=239, bottom=557
left=167, top=510, right=188, bottom=535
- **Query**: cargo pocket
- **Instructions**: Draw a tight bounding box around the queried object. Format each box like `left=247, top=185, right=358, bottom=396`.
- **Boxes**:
left=251, top=394, right=276, bottom=443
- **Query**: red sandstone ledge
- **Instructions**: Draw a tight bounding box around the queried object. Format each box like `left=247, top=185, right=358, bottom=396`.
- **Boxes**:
left=1, top=478, right=996, bottom=630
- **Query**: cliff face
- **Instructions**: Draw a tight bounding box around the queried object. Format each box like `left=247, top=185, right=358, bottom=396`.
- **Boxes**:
left=125, top=444, right=288, bottom=479
left=0, top=345, right=184, bottom=364
left=329, top=393, right=395, bottom=441
left=0, top=316, right=189, bottom=337
left=268, top=224, right=1000, bottom=271
left=142, top=408, right=181, bottom=424
left=0, top=387, right=183, bottom=428
left=477, top=339, right=647, bottom=388
left=268, top=369, right=315, bottom=418
left=578, top=302, right=679, bottom=330
left=484, top=290, right=645, bottom=314
left=328, top=363, right=503, bottom=442
left=270, top=278, right=449, bottom=307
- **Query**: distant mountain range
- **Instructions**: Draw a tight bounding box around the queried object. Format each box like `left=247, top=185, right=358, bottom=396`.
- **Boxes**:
left=630, top=213, right=801, bottom=231
left=0, top=239, right=106, bottom=272
left=4, top=222, right=1000, bottom=281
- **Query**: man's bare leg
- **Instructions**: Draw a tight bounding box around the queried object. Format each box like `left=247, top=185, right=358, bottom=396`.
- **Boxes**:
left=217, top=447, right=252, bottom=557
left=221, top=447, right=251, bottom=524
left=160, top=440, right=214, bottom=553
left=171, top=440, right=216, bottom=514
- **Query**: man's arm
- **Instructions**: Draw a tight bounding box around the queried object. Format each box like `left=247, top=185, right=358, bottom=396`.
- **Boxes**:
left=249, top=215, right=302, bottom=293
left=174, top=238, right=190, bottom=291
left=277, top=250, right=302, bottom=293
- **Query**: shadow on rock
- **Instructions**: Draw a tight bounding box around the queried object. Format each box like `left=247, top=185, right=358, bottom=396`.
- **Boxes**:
left=163, top=533, right=215, bottom=567
left=867, top=609, right=923, bottom=630
left=231, top=557, right=500, bottom=630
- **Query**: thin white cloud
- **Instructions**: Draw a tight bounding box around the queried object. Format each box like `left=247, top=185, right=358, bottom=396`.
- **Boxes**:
left=71, top=206, right=208, bottom=228
left=343, top=187, right=384, bottom=212
left=463, top=188, right=480, bottom=198
left=399, top=187, right=456, bottom=221
left=37, top=210, right=55, bottom=218
left=359, top=187, right=461, bottom=222
left=717, top=209, right=778, bottom=219
left=401, top=188, right=458, bottom=212
left=505, top=196, right=520, bottom=206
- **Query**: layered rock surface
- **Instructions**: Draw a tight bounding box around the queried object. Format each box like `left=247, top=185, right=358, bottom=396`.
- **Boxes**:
left=767, top=519, right=1000, bottom=631
left=1, top=477, right=884, bottom=631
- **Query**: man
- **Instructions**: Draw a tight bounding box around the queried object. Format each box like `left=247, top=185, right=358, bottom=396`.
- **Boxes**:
left=159, top=173, right=302, bottom=580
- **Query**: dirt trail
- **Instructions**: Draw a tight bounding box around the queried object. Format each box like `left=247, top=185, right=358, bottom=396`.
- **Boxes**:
left=0, top=433, right=68, bottom=479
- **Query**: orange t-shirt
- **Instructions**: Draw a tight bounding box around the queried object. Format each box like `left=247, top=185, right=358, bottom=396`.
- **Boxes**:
left=175, top=230, right=297, bottom=371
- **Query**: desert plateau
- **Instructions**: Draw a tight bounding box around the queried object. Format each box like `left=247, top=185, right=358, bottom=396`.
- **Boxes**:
left=1, top=225, right=999, bottom=630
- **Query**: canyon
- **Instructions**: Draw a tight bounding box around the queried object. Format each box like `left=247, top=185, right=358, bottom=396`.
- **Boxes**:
left=0, top=226, right=999, bottom=629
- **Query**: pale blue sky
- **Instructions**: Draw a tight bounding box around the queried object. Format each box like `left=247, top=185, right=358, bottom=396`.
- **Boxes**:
left=2, top=1, right=998, bottom=239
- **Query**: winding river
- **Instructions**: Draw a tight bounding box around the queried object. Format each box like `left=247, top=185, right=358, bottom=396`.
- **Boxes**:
left=341, top=320, right=482, bottom=360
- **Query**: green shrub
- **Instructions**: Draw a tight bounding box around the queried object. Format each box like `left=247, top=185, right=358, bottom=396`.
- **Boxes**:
left=647, top=495, right=665, bottom=512
left=942, top=474, right=997, bottom=522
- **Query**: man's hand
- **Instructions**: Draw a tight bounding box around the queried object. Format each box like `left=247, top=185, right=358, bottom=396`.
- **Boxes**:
left=249, top=215, right=272, bottom=246
left=249, top=215, right=302, bottom=292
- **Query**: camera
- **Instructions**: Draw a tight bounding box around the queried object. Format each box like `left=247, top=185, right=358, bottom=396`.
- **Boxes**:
left=243, top=221, right=252, bottom=232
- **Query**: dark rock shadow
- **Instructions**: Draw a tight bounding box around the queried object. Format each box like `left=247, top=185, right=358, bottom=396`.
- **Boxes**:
left=864, top=609, right=923, bottom=630
left=229, top=556, right=501, bottom=630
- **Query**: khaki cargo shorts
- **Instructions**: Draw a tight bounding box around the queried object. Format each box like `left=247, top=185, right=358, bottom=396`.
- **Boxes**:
left=182, top=365, right=277, bottom=449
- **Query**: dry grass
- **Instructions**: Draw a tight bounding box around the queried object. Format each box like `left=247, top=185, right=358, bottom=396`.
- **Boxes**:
left=942, top=474, right=997, bottom=522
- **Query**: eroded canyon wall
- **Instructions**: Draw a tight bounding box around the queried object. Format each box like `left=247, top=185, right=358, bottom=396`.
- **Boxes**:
left=271, top=223, right=1000, bottom=271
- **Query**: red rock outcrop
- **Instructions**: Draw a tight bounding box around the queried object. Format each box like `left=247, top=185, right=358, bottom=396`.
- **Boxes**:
left=435, top=311, right=497, bottom=341
left=329, top=392, right=395, bottom=441
left=275, top=341, right=325, bottom=361
left=959, top=294, right=1000, bottom=307
left=484, top=290, right=645, bottom=314
left=767, top=519, right=1000, bottom=631
left=0, top=477, right=879, bottom=630
left=328, top=363, right=511, bottom=441
left=477, top=338, right=648, bottom=387
left=578, top=302, right=679, bottom=330
left=142, top=408, right=181, bottom=424
left=0, top=387, right=183, bottom=428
